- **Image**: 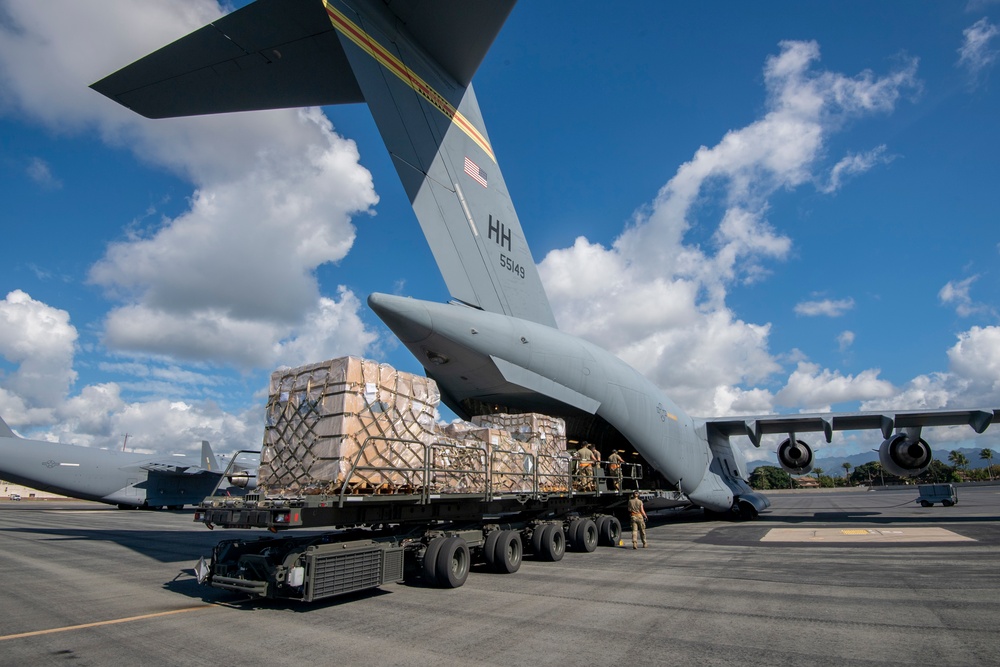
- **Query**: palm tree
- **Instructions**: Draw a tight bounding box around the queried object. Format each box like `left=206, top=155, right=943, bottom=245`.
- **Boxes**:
left=980, top=448, right=994, bottom=481
left=948, top=450, right=969, bottom=471
left=813, top=467, right=824, bottom=477
left=841, top=462, right=852, bottom=486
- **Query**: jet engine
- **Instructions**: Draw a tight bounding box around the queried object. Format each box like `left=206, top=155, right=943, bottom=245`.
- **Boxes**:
left=777, top=437, right=814, bottom=475
left=878, top=432, right=932, bottom=477
left=227, top=471, right=257, bottom=490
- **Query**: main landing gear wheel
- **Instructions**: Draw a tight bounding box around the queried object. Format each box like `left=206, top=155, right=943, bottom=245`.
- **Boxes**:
left=435, top=536, right=470, bottom=588
left=538, top=524, right=565, bottom=562
left=493, top=529, right=523, bottom=574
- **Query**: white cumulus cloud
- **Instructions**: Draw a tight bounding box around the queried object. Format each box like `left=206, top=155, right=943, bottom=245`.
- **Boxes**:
left=795, top=297, right=855, bottom=317
left=776, top=362, right=896, bottom=411
left=0, top=1, right=382, bottom=371
left=540, top=39, right=918, bottom=415
left=939, top=275, right=992, bottom=317
left=0, top=291, right=78, bottom=424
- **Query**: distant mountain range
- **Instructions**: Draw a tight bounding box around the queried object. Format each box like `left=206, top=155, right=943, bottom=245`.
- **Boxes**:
left=748, top=446, right=995, bottom=475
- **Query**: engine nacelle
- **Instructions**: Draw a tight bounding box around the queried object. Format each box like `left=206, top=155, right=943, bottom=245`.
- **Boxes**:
left=879, top=433, right=932, bottom=477
left=226, top=471, right=257, bottom=490
left=777, top=438, right=814, bottom=475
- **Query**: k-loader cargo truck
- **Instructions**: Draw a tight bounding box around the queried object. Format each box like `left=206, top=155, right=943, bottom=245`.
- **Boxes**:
left=190, top=357, right=679, bottom=603
left=193, top=442, right=671, bottom=602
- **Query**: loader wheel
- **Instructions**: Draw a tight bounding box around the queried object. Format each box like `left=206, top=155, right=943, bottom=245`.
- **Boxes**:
left=539, top=524, right=565, bottom=562
left=573, top=519, right=598, bottom=552
left=599, top=516, right=622, bottom=546
left=436, top=536, right=470, bottom=588
left=422, top=536, right=447, bottom=585
left=493, top=530, right=522, bottom=574
left=483, top=530, right=502, bottom=568
left=942, top=499, right=954, bottom=507
left=567, top=519, right=581, bottom=547
left=531, top=524, right=548, bottom=558
left=920, top=500, right=933, bottom=508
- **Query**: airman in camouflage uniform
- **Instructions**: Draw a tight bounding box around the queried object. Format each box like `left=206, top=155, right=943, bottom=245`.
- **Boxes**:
left=576, top=443, right=596, bottom=491
left=628, top=491, right=647, bottom=549
left=606, top=450, right=624, bottom=491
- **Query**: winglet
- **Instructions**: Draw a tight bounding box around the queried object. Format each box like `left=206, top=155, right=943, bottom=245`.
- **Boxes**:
left=201, top=441, right=220, bottom=472
left=0, top=415, right=16, bottom=439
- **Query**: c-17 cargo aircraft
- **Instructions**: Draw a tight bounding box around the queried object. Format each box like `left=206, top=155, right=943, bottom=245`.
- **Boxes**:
left=90, top=0, right=998, bottom=517
left=0, top=415, right=235, bottom=509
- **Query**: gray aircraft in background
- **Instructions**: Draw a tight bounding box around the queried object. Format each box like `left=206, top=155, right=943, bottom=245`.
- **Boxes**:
left=90, top=0, right=998, bottom=516
left=0, top=415, right=230, bottom=509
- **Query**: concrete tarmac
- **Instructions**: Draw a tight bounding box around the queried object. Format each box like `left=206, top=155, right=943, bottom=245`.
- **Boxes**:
left=2, top=487, right=999, bottom=666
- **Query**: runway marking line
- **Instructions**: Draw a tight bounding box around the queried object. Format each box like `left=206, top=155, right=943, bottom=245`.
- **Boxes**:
left=0, top=605, right=215, bottom=642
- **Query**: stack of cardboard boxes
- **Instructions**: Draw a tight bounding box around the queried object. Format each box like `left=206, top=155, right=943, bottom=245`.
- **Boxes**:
left=472, top=413, right=570, bottom=492
left=258, top=356, right=571, bottom=497
left=260, top=357, right=439, bottom=495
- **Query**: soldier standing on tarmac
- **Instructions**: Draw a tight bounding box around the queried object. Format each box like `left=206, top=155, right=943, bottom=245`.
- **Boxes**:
left=606, top=450, right=624, bottom=491
left=628, top=491, right=648, bottom=549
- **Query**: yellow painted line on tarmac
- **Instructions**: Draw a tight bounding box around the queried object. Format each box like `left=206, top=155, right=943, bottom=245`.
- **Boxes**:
left=0, top=605, right=214, bottom=642
left=761, top=527, right=975, bottom=543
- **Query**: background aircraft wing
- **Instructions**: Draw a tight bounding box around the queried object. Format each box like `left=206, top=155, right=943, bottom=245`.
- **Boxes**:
left=703, top=408, right=998, bottom=447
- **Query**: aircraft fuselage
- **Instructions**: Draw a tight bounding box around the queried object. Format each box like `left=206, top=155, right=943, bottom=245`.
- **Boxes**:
left=0, top=433, right=218, bottom=508
left=368, top=293, right=751, bottom=512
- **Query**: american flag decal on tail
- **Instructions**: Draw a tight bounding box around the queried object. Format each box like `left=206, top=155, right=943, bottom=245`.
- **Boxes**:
left=464, top=156, right=488, bottom=188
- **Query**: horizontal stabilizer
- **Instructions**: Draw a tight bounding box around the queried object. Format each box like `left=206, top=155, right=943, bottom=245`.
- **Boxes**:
left=91, top=0, right=358, bottom=118
left=90, top=0, right=514, bottom=119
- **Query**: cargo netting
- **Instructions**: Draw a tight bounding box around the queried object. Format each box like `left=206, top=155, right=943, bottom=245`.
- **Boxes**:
left=258, top=357, right=571, bottom=498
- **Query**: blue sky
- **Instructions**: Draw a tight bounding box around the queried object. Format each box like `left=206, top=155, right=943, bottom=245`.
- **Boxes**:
left=1, top=1, right=998, bottom=462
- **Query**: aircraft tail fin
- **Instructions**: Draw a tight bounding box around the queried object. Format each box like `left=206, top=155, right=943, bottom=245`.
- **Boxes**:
left=91, top=0, right=556, bottom=327
left=327, top=0, right=556, bottom=326
left=0, top=416, right=17, bottom=439
left=201, top=441, right=221, bottom=472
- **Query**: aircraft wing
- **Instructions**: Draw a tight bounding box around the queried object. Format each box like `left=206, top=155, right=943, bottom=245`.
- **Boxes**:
left=140, top=461, right=217, bottom=475
left=703, top=408, right=998, bottom=447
